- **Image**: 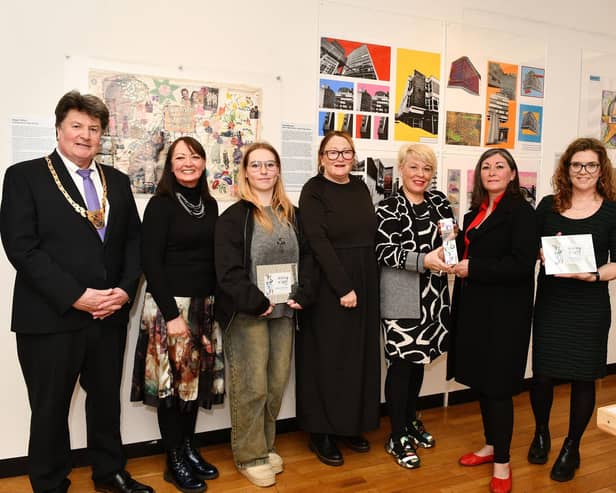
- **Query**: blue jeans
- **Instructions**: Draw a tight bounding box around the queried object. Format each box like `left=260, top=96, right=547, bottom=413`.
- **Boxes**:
left=224, top=314, right=294, bottom=467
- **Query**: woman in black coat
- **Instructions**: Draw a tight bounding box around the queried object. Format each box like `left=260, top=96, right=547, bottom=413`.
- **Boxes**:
left=449, top=148, right=537, bottom=493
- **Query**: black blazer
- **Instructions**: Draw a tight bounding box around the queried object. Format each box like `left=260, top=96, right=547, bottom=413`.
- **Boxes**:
left=0, top=150, right=141, bottom=334
left=448, top=193, right=538, bottom=397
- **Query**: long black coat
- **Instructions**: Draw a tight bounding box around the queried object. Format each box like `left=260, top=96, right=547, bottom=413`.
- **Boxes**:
left=447, top=193, right=537, bottom=397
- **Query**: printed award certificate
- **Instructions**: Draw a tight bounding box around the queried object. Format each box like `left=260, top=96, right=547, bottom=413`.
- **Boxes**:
left=541, top=234, right=596, bottom=275
left=256, top=263, right=298, bottom=304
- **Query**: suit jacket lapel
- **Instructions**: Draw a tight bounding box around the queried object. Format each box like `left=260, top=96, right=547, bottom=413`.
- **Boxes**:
left=49, top=150, right=102, bottom=240
left=49, top=150, right=87, bottom=209
left=468, top=195, right=513, bottom=240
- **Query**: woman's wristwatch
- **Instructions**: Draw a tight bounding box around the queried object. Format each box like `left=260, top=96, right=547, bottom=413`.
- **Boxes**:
left=594, top=271, right=601, bottom=282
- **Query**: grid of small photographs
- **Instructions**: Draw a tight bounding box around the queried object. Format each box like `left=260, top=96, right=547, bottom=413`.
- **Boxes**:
left=319, top=37, right=391, bottom=141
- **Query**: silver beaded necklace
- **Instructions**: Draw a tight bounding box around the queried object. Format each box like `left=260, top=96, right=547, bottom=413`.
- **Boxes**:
left=176, top=192, right=206, bottom=218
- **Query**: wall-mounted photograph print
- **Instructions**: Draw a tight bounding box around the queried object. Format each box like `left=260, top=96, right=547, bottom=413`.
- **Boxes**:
left=319, top=79, right=354, bottom=110
left=356, top=83, right=390, bottom=113
left=601, top=90, right=616, bottom=148
left=446, top=111, right=482, bottom=146
left=484, top=61, right=518, bottom=148
left=373, top=116, right=389, bottom=140
left=318, top=111, right=336, bottom=136
left=518, top=171, right=537, bottom=207
left=356, top=114, right=372, bottom=139
left=520, top=66, right=545, bottom=98
left=320, top=37, right=391, bottom=81
left=336, top=112, right=354, bottom=136
left=518, top=104, right=543, bottom=143
left=448, top=56, right=481, bottom=95
left=447, top=168, right=461, bottom=221
left=395, top=48, right=441, bottom=142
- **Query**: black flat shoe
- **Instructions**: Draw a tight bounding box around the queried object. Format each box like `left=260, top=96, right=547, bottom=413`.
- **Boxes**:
left=528, top=426, right=550, bottom=465
left=550, top=438, right=580, bottom=482
left=336, top=434, right=370, bottom=453
left=309, top=433, right=344, bottom=466
left=183, top=438, right=219, bottom=480
left=94, top=470, right=154, bottom=493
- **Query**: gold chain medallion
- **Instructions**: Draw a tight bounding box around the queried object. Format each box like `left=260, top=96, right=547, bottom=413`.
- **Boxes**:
left=45, top=155, right=107, bottom=230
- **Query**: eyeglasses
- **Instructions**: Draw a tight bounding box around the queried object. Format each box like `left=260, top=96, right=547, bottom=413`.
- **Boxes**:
left=322, top=149, right=355, bottom=161
left=248, top=160, right=278, bottom=171
left=570, top=161, right=600, bottom=174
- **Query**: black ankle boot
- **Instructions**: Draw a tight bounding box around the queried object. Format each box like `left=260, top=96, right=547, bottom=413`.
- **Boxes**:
left=550, top=438, right=580, bottom=482
left=183, top=438, right=219, bottom=480
left=164, top=448, right=207, bottom=493
left=309, top=433, right=344, bottom=466
left=527, top=425, right=550, bottom=464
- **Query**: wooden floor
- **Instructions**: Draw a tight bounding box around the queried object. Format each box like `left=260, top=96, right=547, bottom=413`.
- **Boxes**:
left=3, top=376, right=616, bottom=493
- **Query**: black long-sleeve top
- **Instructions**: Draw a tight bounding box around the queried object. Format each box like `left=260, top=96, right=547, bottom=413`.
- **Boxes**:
left=142, top=186, right=218, bottom=321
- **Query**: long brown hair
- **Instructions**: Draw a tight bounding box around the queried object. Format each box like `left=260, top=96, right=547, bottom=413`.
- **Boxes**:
left=238, top=142, right=295, bottom=230
left=155, top=136, right=213, bottom=202
left=470, top=148, right=521, bottom=209
left=552, top=137, right=616, bottom=212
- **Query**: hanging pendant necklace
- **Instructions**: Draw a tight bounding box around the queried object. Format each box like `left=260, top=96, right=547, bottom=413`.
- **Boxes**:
left=45, top=155, right=107, bottom=229
left=176, top=192, right=205, bottom=218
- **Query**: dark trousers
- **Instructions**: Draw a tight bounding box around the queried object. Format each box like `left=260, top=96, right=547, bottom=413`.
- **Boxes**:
left=16, top=323, right=127, bottom=493
left=384, top=357, right=425, bottom=437
left=479, top=394, right=514, bottom=463
left=157, top=405, right=199, bottom=451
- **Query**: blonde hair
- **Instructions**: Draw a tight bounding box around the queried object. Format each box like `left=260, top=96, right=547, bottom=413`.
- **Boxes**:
left=238, top=142, right=295, bottom=230
left=397, top=143, right=437, bottom=170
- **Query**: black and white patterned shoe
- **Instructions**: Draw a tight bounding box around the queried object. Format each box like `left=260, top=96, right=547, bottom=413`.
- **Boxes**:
left=407, top=419, right=435, bottom=448
left=385, top=435, right=421, bottom=469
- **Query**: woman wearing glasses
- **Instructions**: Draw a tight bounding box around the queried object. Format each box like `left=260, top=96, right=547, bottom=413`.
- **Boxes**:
left=296, top=131, right=380, bottom=466
left=528, top=138, right=616, bottom=483
left=215, top=142, right=316, bottom=487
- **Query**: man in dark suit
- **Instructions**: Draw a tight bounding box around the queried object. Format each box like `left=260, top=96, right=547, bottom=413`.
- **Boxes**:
left=0, top=91, right=153, bottom=493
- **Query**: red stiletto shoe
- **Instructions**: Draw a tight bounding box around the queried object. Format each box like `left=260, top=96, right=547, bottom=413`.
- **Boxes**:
left=489, top=471, right=512, bottom=493
left=459, top=452, right=495, bottom=466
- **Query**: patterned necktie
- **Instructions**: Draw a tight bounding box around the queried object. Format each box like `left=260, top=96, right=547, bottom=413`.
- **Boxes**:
left=76, top=168, right=106, bottom=240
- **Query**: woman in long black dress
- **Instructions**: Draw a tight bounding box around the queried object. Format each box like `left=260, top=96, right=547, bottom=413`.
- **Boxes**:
left=449, top=148, right=537, bottom=493
left=528, top=138, right=616, bottom=482
left=297, top=131, right=380, bottom=467
left=376, top=143, right=453, bottom=469
left=131, top=137, right=224, bottom=493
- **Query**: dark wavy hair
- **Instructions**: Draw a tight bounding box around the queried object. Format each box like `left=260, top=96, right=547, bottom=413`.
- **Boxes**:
left=552, top=137, right=616, bottom=212
left=155, top=136, right=212, bottom=202
left=55, top=90, right=109, bottom=131
left=470, top=148, right=521, bottom=209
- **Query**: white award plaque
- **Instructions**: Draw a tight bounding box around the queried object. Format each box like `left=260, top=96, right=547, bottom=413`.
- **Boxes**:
left=541, top=234, right=596, bottom=275
left=256, top=263, right=298, bottom=304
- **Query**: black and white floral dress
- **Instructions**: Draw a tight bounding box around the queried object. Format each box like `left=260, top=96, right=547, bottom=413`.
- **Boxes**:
left=376, top=189, right=453, bottom=364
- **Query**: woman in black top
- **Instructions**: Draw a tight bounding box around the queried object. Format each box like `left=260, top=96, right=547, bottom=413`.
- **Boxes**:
left=131, top=137, right=223, bottom=493
left=449, top=148, right=537, bottom=493
left=297, top=131, right=380, bottom=467
left=528, top=138, right=616, bottom=482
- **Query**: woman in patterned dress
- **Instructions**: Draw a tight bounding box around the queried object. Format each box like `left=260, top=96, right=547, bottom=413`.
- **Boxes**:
left=376, top=143, right=454, bottom=469
left=131, top=137, right=224, bottom=493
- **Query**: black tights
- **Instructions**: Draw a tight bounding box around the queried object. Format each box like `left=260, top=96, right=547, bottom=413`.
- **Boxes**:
left=530, top=374, right=596, bottom=445
left=157, top=404, right=199, bottom=451
left=479, top=394, right=513, bottom=464
left=385, top=357, right=425, bottom=437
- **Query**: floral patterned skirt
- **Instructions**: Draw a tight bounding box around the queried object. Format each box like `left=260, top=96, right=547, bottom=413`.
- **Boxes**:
left=131, top=293, right=224, bottom=411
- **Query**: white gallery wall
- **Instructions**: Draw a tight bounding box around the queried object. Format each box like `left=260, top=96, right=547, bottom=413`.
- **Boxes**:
left=1, top=0, right=616, bottom=461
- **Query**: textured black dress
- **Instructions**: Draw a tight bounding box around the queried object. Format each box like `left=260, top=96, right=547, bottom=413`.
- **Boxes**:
left=533, top=195, right=616, bottom=381
left=296, top=174, right=381, bottom=435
